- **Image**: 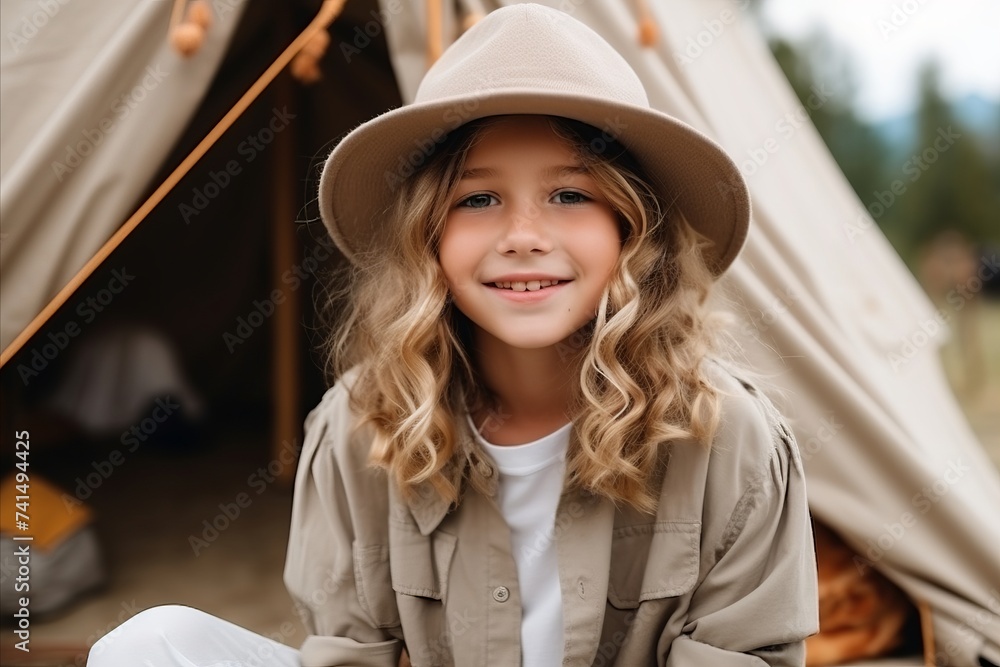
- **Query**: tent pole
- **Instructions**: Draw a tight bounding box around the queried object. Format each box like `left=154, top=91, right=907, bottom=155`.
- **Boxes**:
left=271, top=22, right=301, bottom=487
left=0, top=0, right=348, bottom=369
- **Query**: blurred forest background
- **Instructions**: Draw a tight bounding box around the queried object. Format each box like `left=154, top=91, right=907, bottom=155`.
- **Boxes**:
left=768, top=38, right=998, bottom=262
left=756, top=4, right=1000, bottom=460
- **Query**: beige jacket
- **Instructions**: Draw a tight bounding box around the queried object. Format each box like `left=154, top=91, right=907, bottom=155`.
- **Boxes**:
left=283, top=359, right=819, bottom=666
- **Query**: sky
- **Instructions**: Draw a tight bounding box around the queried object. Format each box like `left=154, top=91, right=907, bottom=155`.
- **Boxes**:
left=757, top=0, right=1000, bottom=121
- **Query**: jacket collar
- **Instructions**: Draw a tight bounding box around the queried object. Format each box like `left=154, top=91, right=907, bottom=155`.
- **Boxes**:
left=405, top=429, right=500, bottom=536
left=405, top=486, right=451, bottom=536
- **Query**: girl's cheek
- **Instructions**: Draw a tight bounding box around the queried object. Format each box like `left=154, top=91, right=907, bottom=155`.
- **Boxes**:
left=437, top=268, right=464, bottom=298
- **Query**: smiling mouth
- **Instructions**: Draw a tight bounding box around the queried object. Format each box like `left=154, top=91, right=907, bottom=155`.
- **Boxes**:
left=488, top=279, right=566, bottom=292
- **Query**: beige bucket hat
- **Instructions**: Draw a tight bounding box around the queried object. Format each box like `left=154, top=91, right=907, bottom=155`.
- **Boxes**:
left=318, top=3, right=750, bottom=275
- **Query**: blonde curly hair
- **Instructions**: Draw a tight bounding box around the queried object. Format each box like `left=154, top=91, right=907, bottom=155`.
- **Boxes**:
left=321, top=115, right=723, bottom=514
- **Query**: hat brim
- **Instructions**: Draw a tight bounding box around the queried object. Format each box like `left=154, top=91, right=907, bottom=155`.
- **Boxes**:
left=319, top=91, right=750, bottom=275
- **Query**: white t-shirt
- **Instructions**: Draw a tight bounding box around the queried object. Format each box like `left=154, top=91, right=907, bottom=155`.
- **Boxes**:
left=467, top=414, right=571, bottom=667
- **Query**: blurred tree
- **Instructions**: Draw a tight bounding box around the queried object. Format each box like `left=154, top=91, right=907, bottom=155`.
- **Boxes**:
left=767, top=37, right=1000, bottom=266
left=768, top=32, right=888, bottom=228
left=885, top=62, right=1000, bottom=259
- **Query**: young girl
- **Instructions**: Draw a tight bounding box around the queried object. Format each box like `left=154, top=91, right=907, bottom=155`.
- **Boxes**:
left=89, top=4, right=817, bottom=666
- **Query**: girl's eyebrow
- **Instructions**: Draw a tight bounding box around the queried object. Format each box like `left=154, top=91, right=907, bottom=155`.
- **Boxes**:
left=544, top=164, right=589, bottom=178
left=459, top=167, right=499, bottom=180
left=459, top=164, right=588, bottom=180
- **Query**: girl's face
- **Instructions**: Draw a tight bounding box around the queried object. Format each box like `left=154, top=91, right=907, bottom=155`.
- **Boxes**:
left=439, top=115, right=621, bottom=352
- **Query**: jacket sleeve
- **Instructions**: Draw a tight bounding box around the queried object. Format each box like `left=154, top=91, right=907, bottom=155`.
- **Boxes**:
left=283, top=382, right=404, bottom=667
left=665, top=384, right=819, bottom=667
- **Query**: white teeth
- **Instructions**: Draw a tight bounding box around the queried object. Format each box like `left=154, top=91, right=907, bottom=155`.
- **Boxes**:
left=491, top=279, right=562, bottom=290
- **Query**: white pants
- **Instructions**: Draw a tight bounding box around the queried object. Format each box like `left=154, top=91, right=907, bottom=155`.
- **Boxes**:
left=87, top=605, right=301, bottom=666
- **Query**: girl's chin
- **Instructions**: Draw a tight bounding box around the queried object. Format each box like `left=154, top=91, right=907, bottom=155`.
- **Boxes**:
left=468, top=319, right=596, bottom=355
left=483, top=331, right=587, bottom=353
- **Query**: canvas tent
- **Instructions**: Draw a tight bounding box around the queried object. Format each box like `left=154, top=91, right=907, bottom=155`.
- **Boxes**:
left=1, top=0, right=998, bottom=665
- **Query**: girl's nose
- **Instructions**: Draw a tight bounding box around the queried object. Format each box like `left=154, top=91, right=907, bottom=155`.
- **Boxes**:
left=495, top=203, right=554, bottom=255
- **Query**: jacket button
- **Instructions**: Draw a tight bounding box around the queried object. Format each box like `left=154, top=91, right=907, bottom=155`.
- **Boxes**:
left=492, top=586, right=510, bottom=603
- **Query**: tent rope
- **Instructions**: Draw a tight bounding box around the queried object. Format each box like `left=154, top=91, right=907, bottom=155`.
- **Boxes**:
left=426, top=0, right=443, bottom=66
left=635, top=0, right=658, bottom=47
left=169, top=0, right=186, bottom=31
left=0, top=0, right=348, bottom=369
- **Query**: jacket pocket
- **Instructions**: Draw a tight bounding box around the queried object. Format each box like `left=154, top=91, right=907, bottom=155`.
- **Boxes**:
left=389, top=523, right=457, bottom=601
left=606, top=521, right=701, bottom=609
left=353, top=542, right=400, bottom=629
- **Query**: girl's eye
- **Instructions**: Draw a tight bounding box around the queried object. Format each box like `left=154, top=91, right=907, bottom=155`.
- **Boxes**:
left=554, top=191, right=589, bottom=205
left=458, top=193, right=497, bottom=209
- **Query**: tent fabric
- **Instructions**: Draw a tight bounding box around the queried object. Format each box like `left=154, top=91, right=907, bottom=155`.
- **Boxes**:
left=0, top=0, right=248, bottom=351
left=376, top=0, right=1000, bottom=664
left=1, top=0, right=998, bottom=664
